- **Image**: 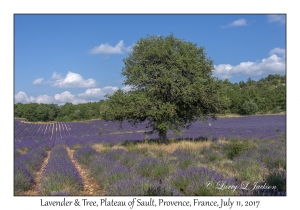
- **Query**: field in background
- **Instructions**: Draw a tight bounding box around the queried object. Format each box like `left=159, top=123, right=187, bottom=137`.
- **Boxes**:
left=14, top=115, right=286, bottom=196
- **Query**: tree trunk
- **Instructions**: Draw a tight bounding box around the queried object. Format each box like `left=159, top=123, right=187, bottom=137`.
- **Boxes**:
left=158, top=130, right=168, bottom=143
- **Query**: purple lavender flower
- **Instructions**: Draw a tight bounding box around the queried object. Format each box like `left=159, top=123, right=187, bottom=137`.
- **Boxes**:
left=73, top=146, right=98, bottom=165
left=40, top=145, right=83, bottom=195
left=171, top=167, right=238, bottom=195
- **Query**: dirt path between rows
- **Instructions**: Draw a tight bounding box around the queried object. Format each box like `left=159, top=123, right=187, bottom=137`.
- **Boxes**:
left=66, top=147, right=105, bottom=196
left=16, top=151, right=50, bottom=196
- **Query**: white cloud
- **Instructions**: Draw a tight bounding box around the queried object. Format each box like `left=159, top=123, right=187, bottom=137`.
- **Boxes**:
left=32, top=78, right=44, bottom=84
left=222, top=18, right=247, bottom=28
left=230, top=18, right=247, bottom=26
left=51, top=71, right=97, bottom=88
left=269, top=47, right=285, bottom=56
left=121, top=85, right=134, bottom=92
left=34, top=95, right=54, bottom=104
left=213, top=53, right=286, bottom=79
left=15, top=91, right=31, bottom=103
left=267, top=15, right=286, bottom=24
left=51, top=72, right=62, bottom=80
left=54, top=91, right=87, bottom=104
left=15, top=92, right=54, bottom=104
left=89, top=40, right=133, bottom=54
left=15, top=91, right=88, bottom=105
left=78, top=86, right=119, bottom=99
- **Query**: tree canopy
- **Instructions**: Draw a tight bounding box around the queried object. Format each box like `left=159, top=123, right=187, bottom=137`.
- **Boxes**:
left=102, top=34, right=227, bottom=142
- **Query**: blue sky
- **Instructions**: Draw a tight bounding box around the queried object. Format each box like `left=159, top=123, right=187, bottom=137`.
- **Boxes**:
left=14, top=14, right=286, bottom=105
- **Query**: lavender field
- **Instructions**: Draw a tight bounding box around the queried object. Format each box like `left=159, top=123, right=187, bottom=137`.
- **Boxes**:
left=14, top=115, right=286, bottom=196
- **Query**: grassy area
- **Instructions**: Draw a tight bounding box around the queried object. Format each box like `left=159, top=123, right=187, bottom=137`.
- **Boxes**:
left=85, top=136, right=286, bottom=196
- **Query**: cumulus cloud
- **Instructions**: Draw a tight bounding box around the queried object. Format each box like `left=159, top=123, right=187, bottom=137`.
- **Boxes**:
left=267, top=15, right=286, bottom=24
left=15, top=91, right=31, bottom=103
left=15, top=85, right=140, bottom=105
left=89, top=40, right=133, bottom=54
left=50, top=71, right=97, bottom=88
left=32, top=78, right=44, bottom=84
left=34, top=95, right=54, bottom=104
left=213, top=52, right=286, bottom=79
left=51, top=72, right=62, bottom=80
left=221, top=18, right=247, bottom=28
left=54, top=91, right=87, bottom=104
left=15, top=91, right=87, bottom=105
left=269, top=47, right=285, bottom=56
left=15, top=92, right=53, bottom=104
left=78, top=86, right=119, bottom=99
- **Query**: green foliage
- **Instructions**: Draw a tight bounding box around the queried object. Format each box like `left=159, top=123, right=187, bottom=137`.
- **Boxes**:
left=240, top=100, right=258, bottom=115
left=103, top=34, right=227, bottom=142
left=71, top=144, right=82, bottom=150
left=14, top=169, right=33, bottom=192
left=144, top=186, right=177, bottom=196
left=221, top=74, right=286, bottom=115
left=14, top=101, right=102, bottom=122
left=265, top=169, right=286, bottom=192
left=178, top=158, right=193, bottom=169
left=208, top=152, right=222, bottom=162
left=261, top=155, right=286, bottom=170
left=233, top=159, right=265, bottom=182
left=136, top=159, right=171, bottom=180
left=272, top=106, right=282, bottom=114
left=43, top=146, right=51, bottom=151
left=226, top=140, right=255, bottom=160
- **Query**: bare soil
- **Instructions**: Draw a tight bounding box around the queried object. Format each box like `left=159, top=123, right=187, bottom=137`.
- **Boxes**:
left=66, top=147, right=105, bottom=196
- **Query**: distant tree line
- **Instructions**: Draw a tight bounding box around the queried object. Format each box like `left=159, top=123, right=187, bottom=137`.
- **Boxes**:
left=14, top=74, right=286, bottom=122
left=14, top=101, right=105, bottom=122
left=221, top=74, right=286, bottom=115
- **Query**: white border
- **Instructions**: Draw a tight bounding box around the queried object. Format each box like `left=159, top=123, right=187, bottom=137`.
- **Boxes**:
left=2, top=1, right=297, bottom=209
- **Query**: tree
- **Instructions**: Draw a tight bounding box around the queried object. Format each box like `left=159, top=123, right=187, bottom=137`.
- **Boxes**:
left=240, top=100, right=258, bottom=115
left=103, top=34, right=227, bottom=142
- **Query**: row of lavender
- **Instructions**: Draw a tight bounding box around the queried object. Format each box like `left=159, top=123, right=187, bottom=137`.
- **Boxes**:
left=14, top=115, right=286, bottom=161
left=15, top=120, right=71, bottom=141
left=14, top=138, right=285, bottom=195
left=15, top=115, right=286, bottom=144
left=73, top=140, right=285, bottom=196
left=65, top=115, right=286, bottom=140
left=67, top=115, right=286, bottom=147
left=14, top=115, right=286, bottom=195
left=14, top=143, right=84, bottom=195
left=14, top=146, right=48, bottom=193
left=73, top=146, right=234, bottom=195
left=39, top=144, right=83, bottom=195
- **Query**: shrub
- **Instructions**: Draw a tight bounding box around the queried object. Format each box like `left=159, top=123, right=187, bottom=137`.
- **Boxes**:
left=172, top=148, right=195, bottom=169
left=265, top=169, right=286, bottom=192
left=120, top=152, right=141, bottom=168
left=14, top=162, right=34, bottom=193
left=74, top=146, right=98, bottom=165
left=136, top=157, right=171, bottom=180
left=240, top=100, right=258, bottom=115
left=226, top=140, right=255, bottom=160
left=233, top=158, right=265, bottom=183
left=171, top=167, right=238, bottom=195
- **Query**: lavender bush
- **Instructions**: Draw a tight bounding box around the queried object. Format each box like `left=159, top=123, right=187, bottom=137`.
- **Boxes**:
left=14, top=161, right=34, bottom=193
left=73, top=146, right=98, bottom=165
left=136, top=157, right=172, bottom=180
left=171, top=167, right=239, bottom=196
left=14, top=146, right=47, bottom=193
left=14, top=114, right=286, bottom=196
left=40, top=145, right=83, bottom=195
